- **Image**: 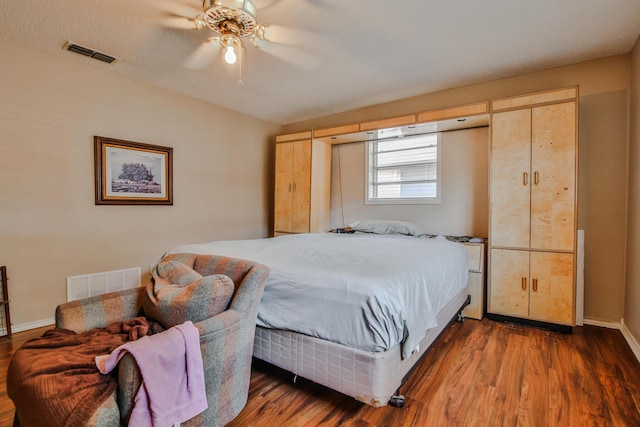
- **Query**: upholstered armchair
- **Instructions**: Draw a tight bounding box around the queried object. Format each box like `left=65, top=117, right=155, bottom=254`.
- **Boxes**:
left=12, top=254, right=268, bottom=427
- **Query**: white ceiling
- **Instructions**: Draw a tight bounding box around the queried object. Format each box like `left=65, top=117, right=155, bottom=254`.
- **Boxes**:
left=1, top=0, right=639, bottom=124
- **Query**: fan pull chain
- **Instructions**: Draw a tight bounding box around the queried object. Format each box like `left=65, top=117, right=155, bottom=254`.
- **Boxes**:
left=236, top=44, right=244, bottom=86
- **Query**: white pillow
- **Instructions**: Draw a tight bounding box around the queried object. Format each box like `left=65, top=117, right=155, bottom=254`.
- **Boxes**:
left=348, top=220, right=426, bottom=236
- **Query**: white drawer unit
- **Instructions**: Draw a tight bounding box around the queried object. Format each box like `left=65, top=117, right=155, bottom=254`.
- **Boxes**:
left=462, top=241, right=486, bottom=320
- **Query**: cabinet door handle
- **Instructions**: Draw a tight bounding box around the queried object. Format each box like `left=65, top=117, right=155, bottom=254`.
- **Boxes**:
left=293, top=183, right=297, bottom=192
left=534, top=171, right=539, bottom=185
left=523, top=172, right=528, bottom=186
left=521, top=277, right=527, bottom=290
left=532, top=278, right=538, bottom=292
left=288, top=183, right=292, bottom=192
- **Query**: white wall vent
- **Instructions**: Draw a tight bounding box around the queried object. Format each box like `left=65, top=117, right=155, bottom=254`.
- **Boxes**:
left=66, top=267, right=140, bottom=302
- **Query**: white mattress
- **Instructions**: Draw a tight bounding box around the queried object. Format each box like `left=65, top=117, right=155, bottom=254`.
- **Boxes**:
left=253, top=288, right=469, bottom=407
left=172, top=232, right=468, bottom=357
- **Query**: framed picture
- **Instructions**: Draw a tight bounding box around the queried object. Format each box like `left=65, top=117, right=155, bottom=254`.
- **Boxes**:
left=94, top=136, right=173, bottom=205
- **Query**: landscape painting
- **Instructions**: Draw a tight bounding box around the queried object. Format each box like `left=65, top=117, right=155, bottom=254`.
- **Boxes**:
left=94, top=136, right=173, bottom=205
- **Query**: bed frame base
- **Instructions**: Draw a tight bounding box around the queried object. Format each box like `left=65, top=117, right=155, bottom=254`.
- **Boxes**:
left=252, top=290, right=470, bottom=407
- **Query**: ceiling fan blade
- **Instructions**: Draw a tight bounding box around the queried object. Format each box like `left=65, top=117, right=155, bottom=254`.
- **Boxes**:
left=257, top=42, right=320, bottom=70
left=183, top=38, right=221, bottom=69
left=253, top=25, right=324, bottom=69
left=255, top=0, right=330, bottom=11
left=259, top=24, right=323, bottom=47
left=157, top=0, right=205, bottom=31
left=159, top=12, right=202, bottom=30
left=252, top=0, right=282, bottom=9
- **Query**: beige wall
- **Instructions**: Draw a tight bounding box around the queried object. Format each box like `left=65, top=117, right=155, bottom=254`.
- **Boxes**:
left=625, top=37, right=640, bottom=341
left=284, top=56, right=631, bottom=325
left=0, top=40, right=279, bottom=329
left=2, top=38, right=636, bottom=335
left=329, top=127, right=489, bottom=237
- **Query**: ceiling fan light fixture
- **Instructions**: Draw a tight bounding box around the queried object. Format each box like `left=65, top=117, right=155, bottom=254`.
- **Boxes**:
left=195, top=0, right=270, bottom=71
left=221, top=35, right=240, bottom=64
left=201, top=0, right=258, bottom=37
left=224, top=45, right=237, bottom=64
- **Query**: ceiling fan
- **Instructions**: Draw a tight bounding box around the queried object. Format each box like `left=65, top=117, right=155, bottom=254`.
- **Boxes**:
left=171, top=0, right=321, bottom=76
left=193, top=0, right=264, bottom=66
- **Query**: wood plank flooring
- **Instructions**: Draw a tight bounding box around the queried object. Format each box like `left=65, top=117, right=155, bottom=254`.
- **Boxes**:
left=0, top=319, right=639, bottom=426
left=227, top=319, right=640, bottom=427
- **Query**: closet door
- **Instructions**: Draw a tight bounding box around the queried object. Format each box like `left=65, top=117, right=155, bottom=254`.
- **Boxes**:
left=291, top=140, right=312, bottom=233
left=530, top=102, right=576, bottom=251
left=274, top=142, right=294, bottom=233
left=490, top=109, right=532, bottom=249
left=529, top=251, right=574, bottom=325
left=489, top=249, right=529, bottom=318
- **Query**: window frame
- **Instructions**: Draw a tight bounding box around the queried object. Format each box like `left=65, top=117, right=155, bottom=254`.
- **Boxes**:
left=365, top=132, right=442, bottom=205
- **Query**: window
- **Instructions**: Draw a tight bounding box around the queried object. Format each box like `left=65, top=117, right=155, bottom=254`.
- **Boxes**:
left=366, top=132, right=441, bottom=204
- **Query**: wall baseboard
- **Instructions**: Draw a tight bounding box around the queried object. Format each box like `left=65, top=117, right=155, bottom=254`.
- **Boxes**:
left=11, top=317, right=55, bottom=334
left=583, top=318, right=621, bottom=329
left=621, top=319, right=640, bottom=364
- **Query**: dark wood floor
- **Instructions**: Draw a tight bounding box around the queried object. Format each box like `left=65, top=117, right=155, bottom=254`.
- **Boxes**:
left=1, top=319, right=639, bottom=426
left=228, top=318, right=640, bottom=427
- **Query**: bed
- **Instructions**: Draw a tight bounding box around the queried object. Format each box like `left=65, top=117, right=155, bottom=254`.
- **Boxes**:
left=169, top=226, right=469, bottom=407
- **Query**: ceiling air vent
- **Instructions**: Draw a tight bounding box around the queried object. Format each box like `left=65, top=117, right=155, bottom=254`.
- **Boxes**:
left=63, top=42, right=118, bottom=64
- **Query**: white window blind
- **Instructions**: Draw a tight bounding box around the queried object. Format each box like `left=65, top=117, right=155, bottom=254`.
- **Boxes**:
left=366, top=132, right=441, bottom=204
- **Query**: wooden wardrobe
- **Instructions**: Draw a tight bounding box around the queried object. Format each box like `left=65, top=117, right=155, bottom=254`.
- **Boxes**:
left=487, top=87, right=578, bottom=329
left=273, top=131, right=331, bottom=235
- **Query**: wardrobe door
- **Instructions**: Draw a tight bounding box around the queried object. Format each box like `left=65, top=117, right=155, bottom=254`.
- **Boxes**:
left=274, top=142, right=294, bottom=233
left=291, top=140, right=312, bottom=233
left=528, top=251, right=574, bottom=325
left=530, top=102, right=576, bottom=251
left=490, top=109, right=532, bottom=249
left=489, top=249, right=530, bottom=318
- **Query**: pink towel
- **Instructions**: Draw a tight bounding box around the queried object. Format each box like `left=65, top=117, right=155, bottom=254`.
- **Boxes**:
left=96, top=321, right=207, bottom=427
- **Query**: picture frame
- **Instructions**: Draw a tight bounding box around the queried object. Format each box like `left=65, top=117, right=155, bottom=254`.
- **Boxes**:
left=94, top=136, right=173, bottom=205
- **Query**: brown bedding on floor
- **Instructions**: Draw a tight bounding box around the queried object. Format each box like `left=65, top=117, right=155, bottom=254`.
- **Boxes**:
left=7, top=317, right=152, bottom=427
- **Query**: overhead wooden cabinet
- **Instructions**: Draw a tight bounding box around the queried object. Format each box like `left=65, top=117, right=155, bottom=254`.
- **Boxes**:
left=274, top=133, right=331, bottom=235
left=488, top=87, right=578, bottom=328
